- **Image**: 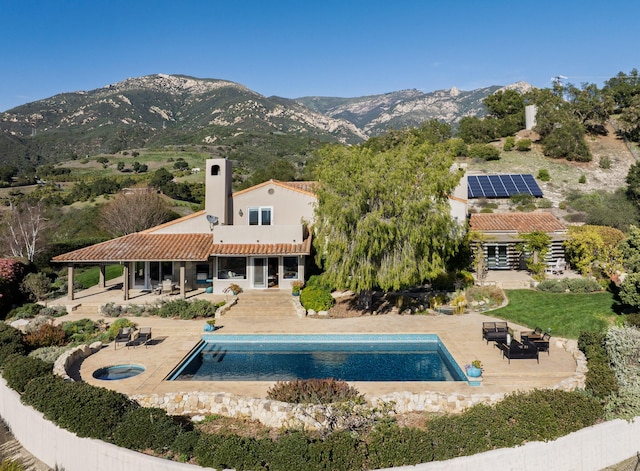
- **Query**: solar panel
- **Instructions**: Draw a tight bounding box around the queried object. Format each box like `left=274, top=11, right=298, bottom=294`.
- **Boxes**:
left=522, top=174, right=544, bottom=197
left=476, top=175, right=496, bottom=197
left=488, top=175, right=509, bottom=197
left=467, top=174, right=543, bottom=199
left=468, top=177, right=484, bottom=198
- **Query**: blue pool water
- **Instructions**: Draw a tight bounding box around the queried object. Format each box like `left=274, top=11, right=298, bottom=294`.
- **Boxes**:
left=168, top=334, right=467, bottom=382
left=93, top=364, right=145, bottom=380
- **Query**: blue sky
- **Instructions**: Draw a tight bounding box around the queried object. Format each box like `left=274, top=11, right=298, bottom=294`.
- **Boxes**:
left=1, top=0, right=639, bottom=112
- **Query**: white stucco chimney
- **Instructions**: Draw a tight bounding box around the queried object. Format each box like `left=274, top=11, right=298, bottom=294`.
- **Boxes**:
left=205, top=159, right=233, bottom=225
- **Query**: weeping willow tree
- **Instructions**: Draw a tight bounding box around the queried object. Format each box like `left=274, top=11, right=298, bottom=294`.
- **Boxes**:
left=313, top=137, right=464, bottom=309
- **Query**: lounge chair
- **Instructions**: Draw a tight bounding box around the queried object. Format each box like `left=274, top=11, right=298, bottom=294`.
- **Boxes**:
left=482, top=321, right=509, bottom=344
left=114, top=327, right=133, bottom=349
left=131, top=327, right=152, bottom=348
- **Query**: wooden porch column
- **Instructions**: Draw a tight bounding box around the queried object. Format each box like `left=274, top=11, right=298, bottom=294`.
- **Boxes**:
left=179, top=262, right=186, bottom=298
left=67, top=265, right=75, bottom=301
left=123, top=263, right=130, bottom=301
left=98, top=265, right=106, bottom=288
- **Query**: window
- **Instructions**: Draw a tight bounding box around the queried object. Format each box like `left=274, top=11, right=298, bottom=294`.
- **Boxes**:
left=217, top=257, right=247, bottom=279
left=248, top=207, right=272, bottom=225
left=283, top=257, right=299, bottom=279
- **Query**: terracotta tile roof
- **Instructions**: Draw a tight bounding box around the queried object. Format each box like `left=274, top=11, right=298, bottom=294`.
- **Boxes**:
left=469, top=212, right=566, bottom=233
left=53, top=233, right=215, bottom=263
left=53, top=234, right=313, bottom=263
left=210, top=236, right=312, bottom=256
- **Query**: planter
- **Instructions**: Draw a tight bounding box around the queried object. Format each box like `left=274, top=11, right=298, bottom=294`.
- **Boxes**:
left=466, top=366, right=482, bottom=378
left=292, top=292, right=300, bottom=297
left=203, top=323, right=216, bottom=332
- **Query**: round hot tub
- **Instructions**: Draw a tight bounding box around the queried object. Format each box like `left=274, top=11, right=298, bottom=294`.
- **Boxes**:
left=93, top=364, right=145, bottom=381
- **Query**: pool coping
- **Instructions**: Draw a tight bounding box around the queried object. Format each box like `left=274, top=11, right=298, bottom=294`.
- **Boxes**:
left=167, top=333, right=469, bottom=383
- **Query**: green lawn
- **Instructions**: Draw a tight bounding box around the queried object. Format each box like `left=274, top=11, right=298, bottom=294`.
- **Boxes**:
left=489, top=289, right=620, bottom=339
left=74, top=265, right=124, bottom=289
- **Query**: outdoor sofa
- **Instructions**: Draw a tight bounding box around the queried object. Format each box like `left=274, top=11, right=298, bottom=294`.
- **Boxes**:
left=497, top=339, right=540, bottom=363
left=521, top=328, right=551, bottom=355
left=482, top=321, right=509, bottom=344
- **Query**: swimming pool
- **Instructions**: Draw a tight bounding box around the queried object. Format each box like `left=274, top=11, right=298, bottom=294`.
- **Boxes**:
left=167, top=334, right=467, bottom=382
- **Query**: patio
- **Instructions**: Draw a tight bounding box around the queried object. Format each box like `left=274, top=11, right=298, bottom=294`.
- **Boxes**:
left=50, top=281, right=582, bottom=402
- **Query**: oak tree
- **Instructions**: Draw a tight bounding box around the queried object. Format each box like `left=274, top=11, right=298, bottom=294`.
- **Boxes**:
left=100, top=190, right=174, bottom=236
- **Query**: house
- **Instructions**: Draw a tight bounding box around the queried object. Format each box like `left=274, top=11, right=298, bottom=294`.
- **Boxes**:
left=54, top=158, right=468, bottom=300
left=54, top=159, right=315, bottom=300
left=469, top=212, right=567, bottom=270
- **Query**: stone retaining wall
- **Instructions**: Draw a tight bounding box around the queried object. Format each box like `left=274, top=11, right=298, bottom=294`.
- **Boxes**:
left=60, top=336, right=586, bottom=430
left=130, top=337, right=586, bottom=429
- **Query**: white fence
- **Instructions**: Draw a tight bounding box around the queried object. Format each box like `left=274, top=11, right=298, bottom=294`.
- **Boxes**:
left=0, top=377, right=638, bottom=471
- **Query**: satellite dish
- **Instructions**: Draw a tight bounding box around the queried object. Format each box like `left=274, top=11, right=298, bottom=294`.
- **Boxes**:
left=206, top=214, right=219, bottom=224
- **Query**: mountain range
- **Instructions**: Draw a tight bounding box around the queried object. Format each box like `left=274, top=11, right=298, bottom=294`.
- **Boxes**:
left=0, top=74, right=532, bottom=169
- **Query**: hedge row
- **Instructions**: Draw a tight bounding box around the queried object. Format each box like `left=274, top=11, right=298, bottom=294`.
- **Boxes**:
left=537, top=278, right=603, bottom=293
left=578, top=331, right=619, bottom=400
left=191, top=389, right=602, bottom=471
left=0, top=321, right=606, bottom=470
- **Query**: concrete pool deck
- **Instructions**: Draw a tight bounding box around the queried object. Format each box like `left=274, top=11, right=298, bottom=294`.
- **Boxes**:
left=52, top=287, right=580, bottom=402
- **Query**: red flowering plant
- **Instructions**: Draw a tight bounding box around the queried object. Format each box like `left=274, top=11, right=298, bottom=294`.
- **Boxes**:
left=0, top=259, right=27, bottom=317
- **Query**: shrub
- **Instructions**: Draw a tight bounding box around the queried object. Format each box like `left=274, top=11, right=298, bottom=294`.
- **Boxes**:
left=599, top=156, right=611, bottom=169
left=114, top=407, right=186, bottom=452
left=578, top=330, right=619, bottom=400
left=7, top=303, right=44, bottom=320
left=536, top=198, right=553, bottom=208
left=432, top=271, right=474, bottom=291
left=186, top=299, right=217, bottom=319
left=28, top=345, right=70, bottom=363
left=22, top=375, right=136, bottom=440
left=623, top=313, right=640, bottom=328
left=579, top=174, right=587, bottom=184
left=306, top=274, right=332, bottom=290
left=20, top=272, right=51, bottom=301
left=105, top=318, right=136, bottom=341
left=0, top=259, right=27, bottom=318
left=38, top=305, right=67, bottom=317
left=0, top=324, right=26, bottom=366
left=537, top=278, right=601, bottom=293
left=194, top=433, right=268, bottom=471
left=464, top=285, right=506, bottom=307
left=62, top=318, right=100, bottom=343
left=367, top=423, right=432, bottom=469
left=537, top=279, right=569, bottom=293
left=23, top=323, right=66, bottom=349
left=566, top=278, right=603, bottom=293
left=1, top=354, right=52, bottom=393
left=537, top=168, right=551, bottom=181
left=267, top=379, right=363, bottom=404
left=299, top=286, right=334, bottom=312
left=605, top=326, right=640, bottom=390
left=468, top=143, right=500, bottom=161
left=515, top=138, right=532, bottom=151
left=100, top=302, right=125, bottom=317
left=0, top=460, right=25, bottom=471
left=155, top=299, right=191, bottom=318
left=503, top=136, right=515, bottom=151
left=172, top=430, right=202, bottom=461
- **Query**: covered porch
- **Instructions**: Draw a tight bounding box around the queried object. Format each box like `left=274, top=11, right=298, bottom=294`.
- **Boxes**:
left=52, top=233, right=215, bottom=301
